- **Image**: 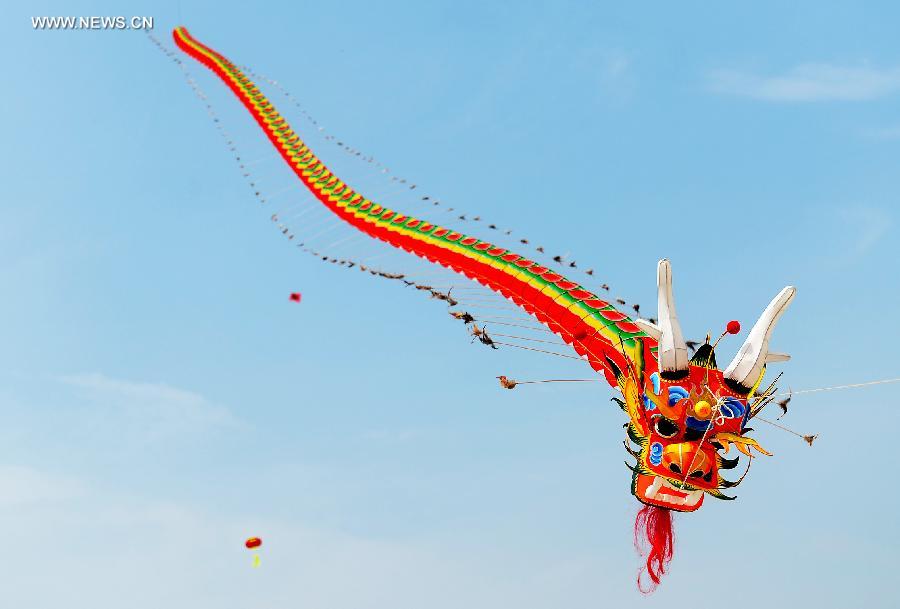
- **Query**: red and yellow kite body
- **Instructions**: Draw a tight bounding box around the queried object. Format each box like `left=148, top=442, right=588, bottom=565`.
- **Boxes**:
left=173, top=27, right=796, bottom=590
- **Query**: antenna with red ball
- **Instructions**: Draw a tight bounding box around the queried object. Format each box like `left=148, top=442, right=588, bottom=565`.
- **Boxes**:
left=711, top=320, right=741, bottom=350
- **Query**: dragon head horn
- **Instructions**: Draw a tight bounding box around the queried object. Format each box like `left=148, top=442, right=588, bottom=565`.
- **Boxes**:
left=724, top=286, right=797, bottom=393
left=654, top=259, right=690, bottom=380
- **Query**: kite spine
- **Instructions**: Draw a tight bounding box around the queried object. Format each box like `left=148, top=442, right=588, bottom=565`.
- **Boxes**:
left=173, top=26, right=653, bottom=384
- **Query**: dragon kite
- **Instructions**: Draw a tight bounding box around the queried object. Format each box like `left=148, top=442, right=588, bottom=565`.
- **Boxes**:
left=171, top=26, right=797, bottom=591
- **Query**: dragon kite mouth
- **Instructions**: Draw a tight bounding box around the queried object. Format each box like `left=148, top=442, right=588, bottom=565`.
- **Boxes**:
left=634, top=473, right=704, bottom=512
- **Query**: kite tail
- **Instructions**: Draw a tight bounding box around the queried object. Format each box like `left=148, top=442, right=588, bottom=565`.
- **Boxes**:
left=171, top=26, right=652, bottom=385
left=634, top=504, right=674, bottom=593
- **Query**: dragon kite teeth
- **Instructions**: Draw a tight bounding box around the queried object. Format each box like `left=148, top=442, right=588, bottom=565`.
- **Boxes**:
left=643, top=477, right=703, bottom=508
left=171, top=27, right=797, bottom=592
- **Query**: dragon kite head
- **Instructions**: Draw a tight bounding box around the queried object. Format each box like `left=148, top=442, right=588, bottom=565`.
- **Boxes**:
left=617, top=260, right=795, bottom=513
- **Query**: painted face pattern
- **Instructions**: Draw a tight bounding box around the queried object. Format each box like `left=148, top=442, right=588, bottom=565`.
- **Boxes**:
left=621, top=365, right=772, bottom=512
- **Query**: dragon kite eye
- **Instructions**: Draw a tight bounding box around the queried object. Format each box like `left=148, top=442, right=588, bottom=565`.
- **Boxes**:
left=689, top=470, right=704, bottom=479
left=668, top=463, right=682, bottom=474
left=654, top=418, right=679, bottom=438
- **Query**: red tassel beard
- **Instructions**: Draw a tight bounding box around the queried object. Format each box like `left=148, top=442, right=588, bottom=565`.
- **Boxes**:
left=634, top=504, right=674, bottom=593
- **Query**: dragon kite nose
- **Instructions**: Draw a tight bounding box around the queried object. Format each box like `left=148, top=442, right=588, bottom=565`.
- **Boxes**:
left=660, top=443, right=713, bottom=482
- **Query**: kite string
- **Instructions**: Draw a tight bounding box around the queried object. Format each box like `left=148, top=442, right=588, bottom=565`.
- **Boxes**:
left=488, top=331, right=568, bottom=347
left=491, top=341, right=585, bottom=361
left=156, top=34, right=523, bottom=312
left=151, top=34, right=426, bottom=278
left=681, top=397, right=723, bottom=485
left=512, top=378, right=603, bottom=384
left=500, top=375, right=900, bottom=397
left=243, top=65, right=651, bottom=313
left=767, top=377, right=900, bottom=399
left=754, top=415, right=807, bottom=439
left=181, top=39, right=656, bottom=332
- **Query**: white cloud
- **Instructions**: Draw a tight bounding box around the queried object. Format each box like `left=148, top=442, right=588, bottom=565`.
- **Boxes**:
left=859, top=124, right=900, bottom=140
left=603, top=50, right=630, bottom=80
left=597, top=49, right=634, bottom=102
left=838, top=207, right=892, bottom=257
left=0, top=467, right=621, bottom=609
left=60, top=373, right=239, bottom=434
left=0, top=465, right=84, bottom=508
left=361, top=427, right=421, bottom=442
left=708, top=64, right=900, bottom=101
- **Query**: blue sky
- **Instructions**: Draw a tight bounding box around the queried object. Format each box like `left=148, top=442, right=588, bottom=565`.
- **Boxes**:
left=2, top=1, right=899, bottom=607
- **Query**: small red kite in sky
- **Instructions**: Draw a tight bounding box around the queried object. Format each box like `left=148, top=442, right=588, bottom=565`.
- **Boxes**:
left=245, top=537, right=262, bottom=567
